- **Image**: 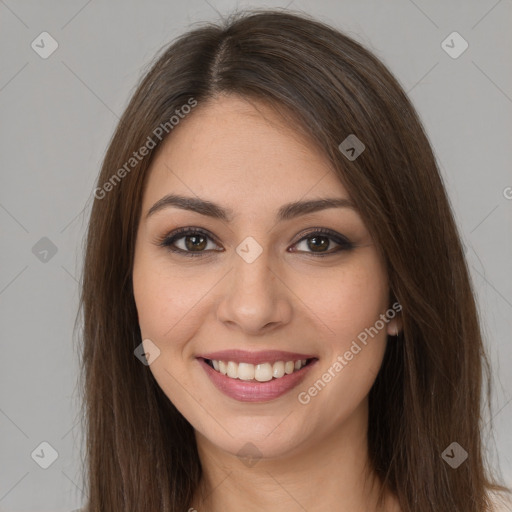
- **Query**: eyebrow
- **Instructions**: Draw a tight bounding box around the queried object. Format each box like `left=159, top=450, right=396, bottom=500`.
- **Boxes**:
left=146, top=193, right=356, bottom=222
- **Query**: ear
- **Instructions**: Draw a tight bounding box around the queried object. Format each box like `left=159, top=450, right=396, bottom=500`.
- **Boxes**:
left=386, top=315, right=402, bottom=336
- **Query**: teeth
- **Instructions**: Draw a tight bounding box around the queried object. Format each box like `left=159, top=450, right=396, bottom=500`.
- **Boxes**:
left=272, top=361, right=285, bottom=379
left=227, top=361, right=237, bottom=378
left=255, top=363, right=273, bottom=382
left=208, top=358, right=309, bottom=381
left=238, top=362, right=255, bottom=381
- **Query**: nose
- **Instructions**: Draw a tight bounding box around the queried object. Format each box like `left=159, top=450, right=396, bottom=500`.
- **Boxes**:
left=215, top=246, right=293, bottom=335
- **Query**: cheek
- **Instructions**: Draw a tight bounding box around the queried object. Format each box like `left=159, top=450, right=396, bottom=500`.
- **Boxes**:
left=132, top=261, right=170, bottom=340
left=293, top=254, right=389, bottom=417
left=329, top=258, right=389, bottom=378
left=132, top=253, right=210, bottom=422
left=291, top=252, right=389, bottom=343
left=132, top=251, right=206, bottom=344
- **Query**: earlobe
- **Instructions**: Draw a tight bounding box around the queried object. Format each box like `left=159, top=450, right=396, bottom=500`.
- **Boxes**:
left=387, top=293, right=402, bottom=336
left=386, top=317, right=402, bottom=337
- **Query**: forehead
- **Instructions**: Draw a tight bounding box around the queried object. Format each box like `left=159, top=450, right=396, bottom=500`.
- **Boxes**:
left=141, top=94, right=349, bottom=214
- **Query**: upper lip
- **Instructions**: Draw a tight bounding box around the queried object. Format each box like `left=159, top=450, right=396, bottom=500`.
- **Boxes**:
left=197, top=349, right=317, bottom=365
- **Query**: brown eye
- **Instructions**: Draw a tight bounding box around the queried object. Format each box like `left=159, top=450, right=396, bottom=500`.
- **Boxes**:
left=158, top=227, right=353, bottom=258
left=182, top=233, right=208, bottom=251
left=291, top=229, right=353, bottom=256
left=305, top=235, right=330, bottom=252
left=158, top=227, right=221, bottom=256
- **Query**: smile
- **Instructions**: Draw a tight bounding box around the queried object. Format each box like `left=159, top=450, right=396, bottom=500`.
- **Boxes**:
left=206, top=358, right=312, bottom=381
left=196, top=350, right=318, bottom=402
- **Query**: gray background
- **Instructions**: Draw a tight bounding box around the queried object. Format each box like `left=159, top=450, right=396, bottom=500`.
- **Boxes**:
left=0, top=0, right=511, bottom=510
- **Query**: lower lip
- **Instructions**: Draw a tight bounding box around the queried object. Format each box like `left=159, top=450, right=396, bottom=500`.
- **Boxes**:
left=197, top=358, right=318, bottom=403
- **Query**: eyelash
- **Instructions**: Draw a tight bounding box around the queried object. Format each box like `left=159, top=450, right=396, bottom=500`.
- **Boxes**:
left=156, top=226, right=354, bottom=258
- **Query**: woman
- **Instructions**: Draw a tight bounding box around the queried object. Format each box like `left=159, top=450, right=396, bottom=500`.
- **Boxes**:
left=78, top=9, right=511, bottom=512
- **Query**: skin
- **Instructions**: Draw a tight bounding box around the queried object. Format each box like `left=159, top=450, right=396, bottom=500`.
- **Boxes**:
left=132, top=93, right=402, bottom=512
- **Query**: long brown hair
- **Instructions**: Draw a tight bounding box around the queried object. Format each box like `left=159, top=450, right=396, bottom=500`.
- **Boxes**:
left=77, top=8, right=510, bottom=511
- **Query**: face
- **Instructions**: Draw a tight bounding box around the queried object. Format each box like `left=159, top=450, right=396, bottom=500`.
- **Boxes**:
left=132, top=94, right=399, bottom=461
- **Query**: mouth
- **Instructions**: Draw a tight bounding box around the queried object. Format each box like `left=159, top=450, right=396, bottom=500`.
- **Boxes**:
left=202, top=357, right=317, bottom=382
left=196, top=351, right=318, bottom=402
